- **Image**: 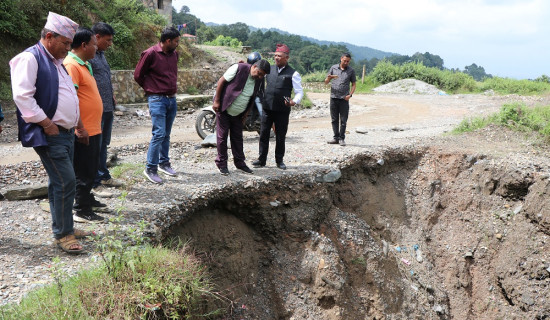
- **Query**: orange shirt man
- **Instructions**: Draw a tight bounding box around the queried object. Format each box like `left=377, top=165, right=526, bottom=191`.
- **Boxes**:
left=63, top=27, right=106, bottom=223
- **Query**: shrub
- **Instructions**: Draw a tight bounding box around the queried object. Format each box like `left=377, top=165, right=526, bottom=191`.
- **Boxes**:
left=480, top=77, right=550, bottom=95
left=204, top=35, right=242, bottom=48
left=452, top=103, right=550, bottom=140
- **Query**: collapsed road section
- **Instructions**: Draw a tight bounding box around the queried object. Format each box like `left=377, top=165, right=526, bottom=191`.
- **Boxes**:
left=163, top=147, right=549, bottom=319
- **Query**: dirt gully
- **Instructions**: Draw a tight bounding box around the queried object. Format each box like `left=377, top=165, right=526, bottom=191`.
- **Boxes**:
left=165, top=147, right=549, bottom=320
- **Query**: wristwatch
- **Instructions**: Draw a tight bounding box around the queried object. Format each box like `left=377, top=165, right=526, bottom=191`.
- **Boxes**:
left=349, top=94, right=352, bottom=97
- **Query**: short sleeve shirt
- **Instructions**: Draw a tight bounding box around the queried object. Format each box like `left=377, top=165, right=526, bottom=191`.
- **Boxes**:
left=64, top=53, right=103, bottom=136
left=223, top=64, right=255, bottom=116
left=328, top=64, right=356, bottom=99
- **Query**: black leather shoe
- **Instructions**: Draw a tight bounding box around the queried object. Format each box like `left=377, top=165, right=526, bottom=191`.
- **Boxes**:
left=219, top=167, right=230, bottom=175
left=91, top=199, right=107, bottom=208
left=327, top=139, right=339, bottom=144
left=252, top=160, right=265, bottom=167
left=237, top=166, right=253, bottom=174
left=277, top=162, right=287, bottom=170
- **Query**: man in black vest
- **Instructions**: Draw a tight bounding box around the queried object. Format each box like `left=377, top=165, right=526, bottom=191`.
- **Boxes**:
left=253, top=44, right=303, bottom=170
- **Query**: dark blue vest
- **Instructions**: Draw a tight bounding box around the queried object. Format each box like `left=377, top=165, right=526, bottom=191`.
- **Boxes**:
left=264, top=65, right=295, bottom=112
left=16, top=42, right=60, bottom=147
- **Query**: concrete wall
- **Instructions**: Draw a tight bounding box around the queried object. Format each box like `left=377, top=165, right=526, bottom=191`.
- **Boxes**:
left=112, top=69, right=222, bottom=104
left=142, top=0, right=173, bottom=22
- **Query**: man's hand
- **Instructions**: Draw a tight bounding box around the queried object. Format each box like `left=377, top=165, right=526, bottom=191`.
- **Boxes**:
left=75, top=127, right=89, bottom=145
left=40, top=119, right=60, bottom=136
left=212, top=101, right=221, bottom=113
left=344, top=94, right=351, bottom=101
left=284, top=97, right=296, bottom=107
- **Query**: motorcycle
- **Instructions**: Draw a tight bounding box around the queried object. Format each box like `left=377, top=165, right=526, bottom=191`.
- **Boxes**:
left=195, top=98, right=263, bottom=139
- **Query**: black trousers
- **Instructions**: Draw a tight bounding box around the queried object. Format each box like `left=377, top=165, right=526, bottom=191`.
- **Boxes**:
left=330, top=98, right=349, bottom=140
left=258, top=109, right=290, bottom=164
left=73, top=134, right=100, bottom=211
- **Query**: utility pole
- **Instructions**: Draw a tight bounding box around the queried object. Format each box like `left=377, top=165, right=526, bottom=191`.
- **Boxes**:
left=362, top=65, right=366, bottom=84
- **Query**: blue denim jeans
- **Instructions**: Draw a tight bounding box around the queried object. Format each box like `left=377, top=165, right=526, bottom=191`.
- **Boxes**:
left=33, top=131, right=76, bottom=239
left=94, top=111, right=114, bottom=187
left=146, top=95, right=177, bottom=171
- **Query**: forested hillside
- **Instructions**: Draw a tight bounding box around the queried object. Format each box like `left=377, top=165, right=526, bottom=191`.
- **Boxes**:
left=0, top=0, right=169, bottom=100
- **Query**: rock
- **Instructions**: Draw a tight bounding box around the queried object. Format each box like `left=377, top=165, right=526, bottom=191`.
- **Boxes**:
left=433, top=305, right=444, bottom=314
left=201, top=134, right=217, bottom=148
left=495, top=233, right=503, bottom=240
left=416, top=249, right=423, bottom=262
left=40, top=201, right=50, bottom=212
left=355, top=127, right=368, bottom=134
left=315, top=169, right=341, bottom=183
left=3, top=184, right=48, bottom=201
left=114, top=111, right=124, bottom=116
left=377, top=159, right=385, bottom=165
left=115, top=105, right=127, bottom=112
left=270, top=200, right=280, bottom=207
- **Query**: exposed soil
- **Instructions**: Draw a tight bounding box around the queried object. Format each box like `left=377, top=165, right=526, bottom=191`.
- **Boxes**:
left=0, top=79, right=549, bottom=319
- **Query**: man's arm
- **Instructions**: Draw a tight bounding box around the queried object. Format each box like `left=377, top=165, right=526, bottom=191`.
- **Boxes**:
left=10, top=52, right=63, bottom=135
left=325, top=66, right=338, bottom=84
left=288, top=71, right=303, bottom=106
left=212, top=76, right=227, bottom=113
left=10, top=53, right=47, bottom=123
left=345, top=82, right=356, bottom=101
left=345, top=69, right=357, bottom=101
left=133, top=50, right=152, bottom=88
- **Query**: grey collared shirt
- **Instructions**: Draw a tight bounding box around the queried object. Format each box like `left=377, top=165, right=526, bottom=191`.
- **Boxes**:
left=89, top=51, right=115, bottom=112
left=328, top=64, right=356, bottom=99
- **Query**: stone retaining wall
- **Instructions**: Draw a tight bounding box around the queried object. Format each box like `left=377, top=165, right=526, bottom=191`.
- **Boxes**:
left=112, top=69, right=223, bottom=104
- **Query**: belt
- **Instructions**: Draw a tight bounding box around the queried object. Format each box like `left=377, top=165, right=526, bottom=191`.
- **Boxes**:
left=149, top=94, right=176, bottom=98
left=57, top=125, right=71, bottom=133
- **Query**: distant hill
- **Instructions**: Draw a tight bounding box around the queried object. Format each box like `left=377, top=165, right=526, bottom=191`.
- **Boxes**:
left=300, top=36, right=397, bottom=61
left=207, top=23, right=398, bottom=61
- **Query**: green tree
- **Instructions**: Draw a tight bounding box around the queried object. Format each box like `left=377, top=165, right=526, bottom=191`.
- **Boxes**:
left=464, top=63, right=492, bottom=81
left=196, top=25, right=216, bottom=43
left=297, top=45, right=323, bottom=72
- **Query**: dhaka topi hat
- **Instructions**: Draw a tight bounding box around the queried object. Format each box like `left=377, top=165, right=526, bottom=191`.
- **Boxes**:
left=275, top=43, right=290, bottom=54
left=44, top=11, right=79, bottom=39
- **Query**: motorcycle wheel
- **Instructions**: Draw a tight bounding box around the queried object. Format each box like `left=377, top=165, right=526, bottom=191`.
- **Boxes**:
left=195, top=110, right=216, bottom=139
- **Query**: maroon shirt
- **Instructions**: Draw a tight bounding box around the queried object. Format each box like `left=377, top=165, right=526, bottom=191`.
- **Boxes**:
left=134, top=43, right=178, bottom=96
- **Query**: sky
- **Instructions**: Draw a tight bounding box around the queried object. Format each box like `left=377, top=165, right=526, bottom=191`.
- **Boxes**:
left=172, top=0, right=549, bottom=79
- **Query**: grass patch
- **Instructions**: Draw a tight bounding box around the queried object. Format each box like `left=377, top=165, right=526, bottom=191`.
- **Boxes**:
left=301, top=71, right=326, bottom=83
left=479, top=77, right=550, bottom=95
left=186, top=86, right=200, bottom=95
left=110, top=162, right=145, bottom=180
left=299, top=92, right=314, bottom=108
left=0, top=245, right=220, bottom=319
left=453, top=103, right=550, bottom=139
left=0, top=194, right=222, bottom=320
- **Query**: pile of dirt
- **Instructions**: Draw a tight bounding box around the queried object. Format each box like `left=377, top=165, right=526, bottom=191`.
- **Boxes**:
left=373, top=79, right=445, bottom=95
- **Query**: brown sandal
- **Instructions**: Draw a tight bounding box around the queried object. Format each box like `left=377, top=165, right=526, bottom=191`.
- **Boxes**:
left=56, top=234, right=84, bottom=254
left=73, top=228, right=95, bottom=239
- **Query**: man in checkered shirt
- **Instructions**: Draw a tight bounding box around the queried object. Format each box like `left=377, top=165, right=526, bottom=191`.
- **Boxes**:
left=325, top=53, right=356, bottom=146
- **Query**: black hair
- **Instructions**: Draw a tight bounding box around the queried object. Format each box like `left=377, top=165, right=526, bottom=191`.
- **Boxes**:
left=71, top=27, right=94, bottom=49
left=92, top=22, right=115, bottom=36
left=160, top=26, right=180, bottom=42
left=253, top=59, right=271, bottom=74
left=342, top=52, right=352, bottom=59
